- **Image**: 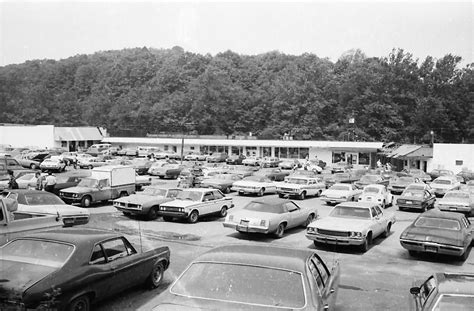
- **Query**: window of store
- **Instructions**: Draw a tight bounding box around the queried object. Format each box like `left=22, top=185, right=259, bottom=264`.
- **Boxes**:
left=209, top=146, right=217, bottom=153
left=299, top=148, right=309, bottom=159
left=246, top=146, right=257, bottom=157
left=332, top=151, right=346, bottom=163
left=217, top=146, right=226, bottom=153
left=200, top=146, right=209, bottom=154
left=359, top=152, right=370, bottom=165
left=261, top=147, right=271, bottom=157
left=289, top=148, right=299, bottom=159
left=276, top=147, right=288, bottom=158
left=231, top=146, right=243, bottom=155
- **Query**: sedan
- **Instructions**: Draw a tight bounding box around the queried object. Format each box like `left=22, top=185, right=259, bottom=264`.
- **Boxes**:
left=78, top=157, right=107, bottom=169
left=260, top=157, right=281, bottom=168
left=138, top=244, right=340, bottom=311
left=254, top=167, right=290, bottom=181
left=242, top=156, right=262, bottom=166
left=200, top=173, right=242, bottom=193
left=399, top=210, right=473, bottom=260
left=430, top=176, right=462, bottom=197
left=397, top=184, right=436, bottom=212
left=223, top=197, right=318, bottom=238
left=321, top=183, right=362, bottom=205
left=354, top=174, right=389, bottom=189
left=358, top=184, right=394, bottom=208
left=435, top=190, right=474, bottom=215
left=388, top=176, right=421, bottom=194
left=225, top=154, right=246, bottom=165
left=231, top=175, right=277, bottom=196
left=0, top=228, right=170, bottom=311
left=40, top=156, right=66, bottom=172
left=2, top=189, right=90, bottom=226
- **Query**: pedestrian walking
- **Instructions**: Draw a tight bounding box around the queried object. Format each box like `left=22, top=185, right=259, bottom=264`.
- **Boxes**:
left=44, top=171, right=57, bottom=193
left=35, top=171, right=45, bottom=190
left=7, top=170, right=19, bottom=189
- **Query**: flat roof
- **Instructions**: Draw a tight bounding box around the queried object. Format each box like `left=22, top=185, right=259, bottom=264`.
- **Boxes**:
left=103, top=137, right=383, bottom=150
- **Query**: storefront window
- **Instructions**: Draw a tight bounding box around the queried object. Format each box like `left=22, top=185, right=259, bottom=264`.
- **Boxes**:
left=246, top=147, right=257, bottom=157
left=276, top=147, right=288, bottom=158
left=209, top=146, right=217, bottom=153
left=217, top=146, right=225, bottom=153
left=299, top=148, right=309, bottom=159
left=200, top=146, right=209, bottom=154
left=289, top=148, right=299, bottom=159
left=359, top=153, right=370, bottom=165
left=231, top=146, right=242, bottom=155
left=332, top=151, right=346, bottom=163
left=261, top=147, right=271, bottom=157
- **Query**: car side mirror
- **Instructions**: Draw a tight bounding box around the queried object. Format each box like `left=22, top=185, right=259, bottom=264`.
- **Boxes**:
left=409, top=287, right=420, bottom=295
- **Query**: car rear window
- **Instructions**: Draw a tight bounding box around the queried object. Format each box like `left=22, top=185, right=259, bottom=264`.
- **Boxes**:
left=433, top=295, right=474, bottom=311
left=243, top=201, right=284, bottom=214
left=414, top=217, right=461, bottom=231
left=171, top=262, right=305, bottom=309
left=330, top=206, right=371, bottom=219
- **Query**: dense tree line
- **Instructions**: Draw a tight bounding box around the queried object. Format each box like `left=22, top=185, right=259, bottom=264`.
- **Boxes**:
left=0, top=46, right=472, bottom=143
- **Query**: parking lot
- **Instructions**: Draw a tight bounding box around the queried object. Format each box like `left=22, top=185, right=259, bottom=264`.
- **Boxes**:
left=74, top=175, right=474, bottom=311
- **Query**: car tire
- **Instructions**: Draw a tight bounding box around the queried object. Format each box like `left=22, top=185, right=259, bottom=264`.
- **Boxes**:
left=408, top=250, right=417, bottom=257
left=257, top=188, right=264, bottom=197
left=81, top=196, right=92, bottom=208
left=68, top=295, right=90, bottom=311
left=274, top=223, right=285, bottom=238
left=361, top=233, right=372, bottom=252
left=88, top=165, right=93, bottom=169
left=146, top=261, right=164, bottom=289
left=219, top=206, right=228, bottom=217
left=382, top=223, right=391, bottom=238
left=147, top=206, right=159, bottom=220
left=223, top=187, right=231, bottom=194
left=30, top=163, right=37, bottom=169
left=163, top=216, right=173, bottom=222
left=278, top=193, right=285, bottom=198
left=304, top=214, right=315, bottom=227
left=299, top=191, right=306, bottom=200
left=123, top=211, right=131, bottom=217
left=188, top=210, right=199, bottom=223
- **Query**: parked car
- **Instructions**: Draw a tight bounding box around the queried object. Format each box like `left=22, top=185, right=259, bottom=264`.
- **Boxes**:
left=399, top=209, right=473, bottom=260
left=306, top=202, right=396, bottom=252
left=154, top=150, right=179, bottom=160
left=148, top=163, right=182, bottom=179
left=278, top=158, right=301, bottom=170
left=0, top=228, right=170, bottom=310
left=323, top=172, right=360, bottom=189
left=200, top=173, right=242, bottom=193
left=321, top=183, right=363, bottom=205
left=225, top=154, right=246, bottom=165
left=15, top=152, right=49, bottom=169
left=388, top=176, right=421, bottom=194
left=354, top=174, right=389, bottom=189
left=397, top=183, right=436, bottom=212
left=260, top=157, right=281, bottom=168
left=276, top=176, right=325, bottom=200
left=464, top=180, right=474, bottom=194
left=40, top=156, right=66, bottom=172
left=0, top=172, right=44, bottom=190
left=58, top=152, right=78, bottom=166
left=158, top=188, right=233, bottom=223
left=184, top=151, right=207, bottom=161
left=430, top=175, right=462, bottom=197
left=223, top=197, right=318, bottom=237
left=130, top=158, right=153, bottom=175
left=330, top=161, right=352, bottom=173
left=206, top=152, right=228, bottom=163
left=408, top=272, right=474, bottom=311
left=457, top=170, right=474, bottom=183
left=428, top=169, right=454, bottom=180
left=139, top=244, right=340, bottom=311
left=242, top=156, right=262, bottom=166
left=358, top=184, right=394, bottom=208
left=231, top=175, right=277, bottom=196
left=2, top=189, right=90, bottom=226
left=403, top=168, right=432, bottom=183
left=78, top=157, right=107, bottom=169
left=113, top=186, right=182, bottom=220
left=254, top=167, right=290, bottom=181
left=435, top=190, right=474, bottom=215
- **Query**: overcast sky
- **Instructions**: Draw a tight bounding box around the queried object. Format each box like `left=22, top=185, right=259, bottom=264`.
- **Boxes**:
left=0, top=0, right=472, bottom=66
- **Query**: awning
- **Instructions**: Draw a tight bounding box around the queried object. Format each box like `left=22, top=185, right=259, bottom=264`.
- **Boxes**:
left=387, top=145, right=422, bottom=158
left=54, top=127, right=104, bottom=141
left=404, top=146, right=433, bottom=158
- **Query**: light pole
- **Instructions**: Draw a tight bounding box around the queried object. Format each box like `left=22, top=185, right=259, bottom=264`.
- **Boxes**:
left=430, top=130, right=434, bottom=146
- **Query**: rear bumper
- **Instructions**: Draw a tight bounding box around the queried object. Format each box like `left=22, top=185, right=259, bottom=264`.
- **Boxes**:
left=438, top=206, right=471, bottom=213
left=223, top=223, right=270, bottom=234
left=400, top=239, right=465, bottom=256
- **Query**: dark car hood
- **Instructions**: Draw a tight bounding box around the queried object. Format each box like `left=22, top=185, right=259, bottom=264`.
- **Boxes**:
left=402, top=226, right=464, bottom=246
left=0, top=260, right=56, bottom=297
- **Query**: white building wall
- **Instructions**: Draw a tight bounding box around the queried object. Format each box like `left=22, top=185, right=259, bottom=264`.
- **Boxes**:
left=0, top=125, right=55, bottom=149
left=429, top=143, right=474, bottom=172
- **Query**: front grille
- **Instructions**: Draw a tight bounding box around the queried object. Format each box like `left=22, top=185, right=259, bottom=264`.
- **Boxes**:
left=160, top=206, right=181, bottom=212
left=279, top=187, right=294, bottom=192
left=60, top=192, right=75, bottom=199
left=317, top=229, right=350, bottom=237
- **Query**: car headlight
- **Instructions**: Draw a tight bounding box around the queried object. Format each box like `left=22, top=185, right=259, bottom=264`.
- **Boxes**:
left=349, top=231, right=362, bottom=238
left=307, top=227, right=316, bottom=233
left=73, top=194, right=79, bottom=198
left=259, top=220, right=267, bottom=227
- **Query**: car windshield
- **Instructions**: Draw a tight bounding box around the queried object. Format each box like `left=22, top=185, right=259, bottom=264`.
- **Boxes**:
left=402, top=190, right=423, bottom=198
left=398, top=177, right=414, bottom=183
left=433, top=179, right=452, bottom=185
left=433, top=295, right=474, bottom=311
left=330, top=206, right=371, bottom=219
left=171, top=262, right=305, bottom=309
left=24, top=192, right=65, bottom=205
left=176, top=191, right=202, bottom=201
left=2, top=239, right=74, bottom=268
left=331, top=185, right=350, bottom=191
left=444, top=192, right=469, bottom=199
left=243, top=176, right=264, bottom=182
left=335, top=173, right=350, bottom=179
left=78, top=178, right=99, bottom=188
left=243, top=202, right=284, bottom=214
left=414, top=217, right=460, bottom=231
left=286, top=178, right=308, bottom=184
left=364, top=187, right=380, bottom=194
left=360, top=175, right=379, bottom=182
left=17, top=174, right=34, bottom=181
left=142, top=188, right=167, bottom=196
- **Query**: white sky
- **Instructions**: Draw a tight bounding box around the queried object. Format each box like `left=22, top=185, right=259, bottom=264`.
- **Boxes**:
left=0, top=0, right=472, bottom=66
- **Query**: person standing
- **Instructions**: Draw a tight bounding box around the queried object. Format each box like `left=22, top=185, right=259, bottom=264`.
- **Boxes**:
left=35, top=171, right=45, bottom=190
left=7, top=170, right=19, bottom=189
left=44, top=171, right=57, bottom=193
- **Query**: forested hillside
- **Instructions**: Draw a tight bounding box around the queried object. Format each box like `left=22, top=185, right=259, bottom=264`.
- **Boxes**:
left=0, top=46, right=472, bottom=143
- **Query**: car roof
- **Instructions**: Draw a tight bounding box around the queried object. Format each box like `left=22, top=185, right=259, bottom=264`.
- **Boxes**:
left=337, top=201, right=379, bottom=209
left=364, top=184, right=385, bottom=189
left=249, top=197, right=291, bottom=205
left=435, top=273, right=474, bottom=295
left=419, top=209, right=466, bottom=220
left=17, top=228, right=121, bottom=245
left=182, top=188, right=218, bottom=193
left=196, top=244, right=316, bottom=273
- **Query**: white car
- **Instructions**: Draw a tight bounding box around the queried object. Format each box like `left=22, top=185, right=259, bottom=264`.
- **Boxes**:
left=358, top=184, right=394, bottom=208
left=242, top=157, right=262, bottom=166
left=276, top=176, right=325, bottom=200
left=321, top=183, right=363, bottom=205
left=158, top=188, right=234, bottom=223
left=39, top=156, right=66, bottom=172
left=0, top=172, right=46, bottom=190
left=231, top=175, right=277, bottom=196
left=430, top=176, right=462, bottom=197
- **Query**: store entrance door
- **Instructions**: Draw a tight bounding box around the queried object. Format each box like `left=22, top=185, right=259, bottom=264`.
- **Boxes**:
left=346, top=153, right=358, bottom=165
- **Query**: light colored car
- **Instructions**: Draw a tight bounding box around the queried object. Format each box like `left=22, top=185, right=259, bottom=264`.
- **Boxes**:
left=184, top=152, right=207, bottom=161
left=242, top=156, right=262, bottom=166
left=3, top=189, right=90, bottom=226
left=78, top=157, right=107, bottom=169
left=113, top=186, right=181, bottom=220
left=321, top=183, right=362, bottom=205
left=388, top=176, right=421, bottom=194
left=278, top=159, right=301, bottom=170
left=15, top=152, right=49, bottom=169
left=200, top=173, right=243, bottom=194
left=306, top=202, right=396, bottom=252
left=158, top=188, right=234, bottom=223
left=39, top=156, right=66, bottom=172
left=223, top=197, right=318, bottom=238
left=231, top=175, right=277, bottom=196
left=260, top=157, right=281, bottom=168
left=148, top=163, right=182, bottom=178
left=0, top=172, right=46, bottom=190
left=430, top=176, right=461, bottom=197
left=435, top=190, right=474, bottom=215
left=276, top=176, right=325, bottom=200
left=358, top=184, right=394, bottom=208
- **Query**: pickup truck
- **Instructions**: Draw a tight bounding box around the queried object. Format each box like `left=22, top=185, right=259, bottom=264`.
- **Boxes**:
left=0, top=197, right=63, bottom=246
left=276, top=176, right=326, bottom=200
